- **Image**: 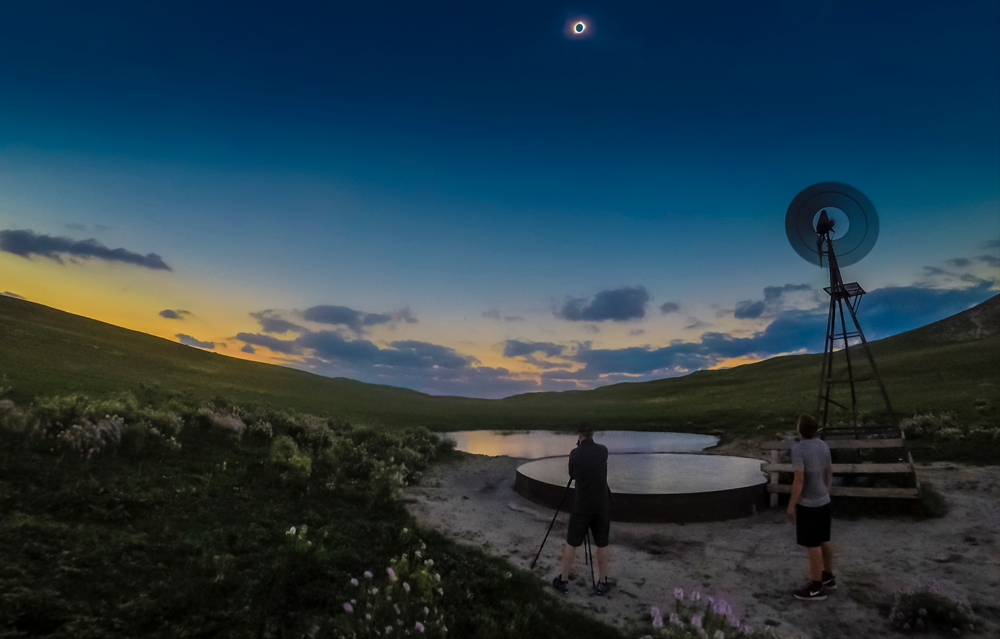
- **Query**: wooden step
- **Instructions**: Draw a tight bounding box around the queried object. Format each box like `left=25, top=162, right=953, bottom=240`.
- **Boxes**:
left=761, top=462, right=913, bottom=474
left=761, top=439, right=905, bottom=450
left=766, top=484, right=920, bottom=499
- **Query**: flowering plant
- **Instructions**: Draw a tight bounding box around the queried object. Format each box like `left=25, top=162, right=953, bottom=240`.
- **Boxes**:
left=890, top=584, right=978, bottom=635
left=334, top=541, right=447, bottom=637
left=644, top=588, right=774, bottom=639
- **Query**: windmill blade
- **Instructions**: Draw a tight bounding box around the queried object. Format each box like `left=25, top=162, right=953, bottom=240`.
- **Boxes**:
left=784, top=182, right=879, bottom=267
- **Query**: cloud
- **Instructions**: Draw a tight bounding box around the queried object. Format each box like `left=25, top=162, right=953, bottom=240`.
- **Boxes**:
left=241, top=344, right=255, bottom=354
left=570, top=307, right=827, bottom=377
left=629, top=328, right=646, bottom=336
left=0, top=229, right=171, bottom=271
left=684, top=318, right=710, bottom=330
left=556, top=286, right=650, bottom=322
left=977, top=255, right=1000, bottom=267
left=483, top=308, right=526, bottom=322
left=250, top=310, right=305, bottom=334
left=659, top=302, right=680, bottom=314
left=735, top=283, right=817, bottom=320
left=947, top=258, right=972, bottom=268
left=177, top=334, right=214, bottom=349
left=295, top=331, right=477, bottom=369
left=734, top=300, right=766, bottom=319
left=982, top=239, right=1000, bottom=249
left=503, top=340, right=565, bottom=358
left=235, top=332, right=302, bottom=355
left=764, top=283, right=813, bottom=300
left=301, top=304, right=417, bottom=335
left=1, top=291, right=24, bottom=300
left=159, top=309, right=190, bottom=320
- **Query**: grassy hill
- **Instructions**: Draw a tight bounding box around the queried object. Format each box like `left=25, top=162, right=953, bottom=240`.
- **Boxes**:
left=0, top=295, right=995, bottom=636
left=1, top=294, right=997, bottom=438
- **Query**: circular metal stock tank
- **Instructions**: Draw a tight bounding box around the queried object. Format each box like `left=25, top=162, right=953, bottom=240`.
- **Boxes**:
left=515, top=453, right=768, bottom=523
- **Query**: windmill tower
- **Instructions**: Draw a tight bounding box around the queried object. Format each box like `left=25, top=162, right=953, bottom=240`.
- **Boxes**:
left=784, top=182, right=895, bottom=429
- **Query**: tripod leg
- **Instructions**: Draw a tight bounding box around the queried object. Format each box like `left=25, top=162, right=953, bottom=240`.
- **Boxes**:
left=530, top=478, right=573, bottom=570
left=585, top=530, right=595, bottom=588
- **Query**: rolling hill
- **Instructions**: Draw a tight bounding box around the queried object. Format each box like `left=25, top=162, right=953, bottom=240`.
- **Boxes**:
left=1, top=294, right=997, bottom=434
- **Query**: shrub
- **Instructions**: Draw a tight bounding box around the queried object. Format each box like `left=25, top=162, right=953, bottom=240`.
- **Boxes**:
left=0, top=398, right=29, bottom=445
left=119, top=420, right=183, bottom=459
left=57, top=416, right=123, bottom=459
left=890, top=587, right=978, bottom=635
left=269, top=435, right=312, bottom=481
left=919, top=481, right=948, bottom=518
left=899, top=413, right=958, bottom=440
left=196, top=407, right=246, bottom=437
left=248, top=419, right=274, bottom=439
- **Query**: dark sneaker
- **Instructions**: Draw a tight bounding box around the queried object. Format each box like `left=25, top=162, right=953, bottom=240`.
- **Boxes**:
left=592, top=579, right=612, bottom=597
left=822, top=572, right=837, bottom=590
left=793, top=582, right=827, bottom=601
left=552, top=576, right=569, bottom=594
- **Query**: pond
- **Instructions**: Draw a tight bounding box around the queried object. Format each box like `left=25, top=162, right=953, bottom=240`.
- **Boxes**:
left=440, top=430, right=719, bottom=459
left=517, top=453, right=766, bottom=494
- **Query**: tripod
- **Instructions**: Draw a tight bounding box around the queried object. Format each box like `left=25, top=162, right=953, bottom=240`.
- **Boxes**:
left=530, top=478, right=597, bottom=589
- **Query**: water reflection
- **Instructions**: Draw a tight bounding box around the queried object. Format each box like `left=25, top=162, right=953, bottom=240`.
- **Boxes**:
left=441, top=430, right=718, bottom=459
left=519, top=453, right=766, bottom=494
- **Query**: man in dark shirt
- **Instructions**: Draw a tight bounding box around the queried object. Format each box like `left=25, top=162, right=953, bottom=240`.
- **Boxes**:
left=552, top=422, right=612, bottom=596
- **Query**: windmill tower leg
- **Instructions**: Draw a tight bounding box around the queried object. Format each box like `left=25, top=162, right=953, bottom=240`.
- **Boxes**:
left=836, top=297, right=860, bottom=427
left=843, top=299, right=896, bottom=425
left=816, top=295, right=837, bottom=427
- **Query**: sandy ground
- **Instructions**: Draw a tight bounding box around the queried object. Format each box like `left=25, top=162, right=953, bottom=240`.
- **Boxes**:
left=403, top=441, right=1000, bottom=638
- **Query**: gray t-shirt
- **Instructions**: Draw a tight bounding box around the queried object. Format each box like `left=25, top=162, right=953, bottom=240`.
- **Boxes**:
left=791, top=438, right=832, bottom=507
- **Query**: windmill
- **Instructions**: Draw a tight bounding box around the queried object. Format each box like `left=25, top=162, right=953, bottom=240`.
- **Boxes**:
left=785, top=182, right=895, bottom=429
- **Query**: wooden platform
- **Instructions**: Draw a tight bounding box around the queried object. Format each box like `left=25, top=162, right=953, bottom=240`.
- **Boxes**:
left=760, top=427, right=921, bottom=505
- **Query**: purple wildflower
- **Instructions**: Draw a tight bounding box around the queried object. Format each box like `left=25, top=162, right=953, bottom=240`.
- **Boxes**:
left=743, top=625, right=753, bottom=634
left=351, top=578, right=359, bottom=586
left=669, top=613, right=681, bottom=625
left=652, top=615, right=664, bottom=629
left=343, top=602, right=353, bottom=613
left=403, top=582, right=411, bottom=593
left=387, top=567, right=397, bottom=581
left=707, top=596, right=715, bottom=605
left=690, top=590, right=701, bottom=602
left=650, top=606, right=661, bottom=618
left=691, top=615, right=703, bottom=628
left=364, top=571, right=373, bottom=579
left=674, top=587, right=684, bottom=600
left=415, top=622, right=425, bottom=633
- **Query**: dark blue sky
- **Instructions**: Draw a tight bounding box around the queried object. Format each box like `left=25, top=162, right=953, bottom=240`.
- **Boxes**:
left=1, top=1, right=997, bottom=396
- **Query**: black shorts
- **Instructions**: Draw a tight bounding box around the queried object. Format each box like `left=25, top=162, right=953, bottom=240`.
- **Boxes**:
left=566, top=511, right=610, bottom=548
left=796, top=503, right=831, bottom=548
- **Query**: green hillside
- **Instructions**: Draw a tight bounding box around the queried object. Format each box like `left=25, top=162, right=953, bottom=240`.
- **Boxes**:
left=1, top=294, right=997, bottom=436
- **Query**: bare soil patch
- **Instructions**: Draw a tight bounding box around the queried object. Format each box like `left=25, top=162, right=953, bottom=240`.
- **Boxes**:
left=405, top=452, right=1000, bottom=638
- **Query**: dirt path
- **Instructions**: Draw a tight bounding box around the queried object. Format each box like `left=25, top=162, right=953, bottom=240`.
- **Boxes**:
left=404, top=452, right=1000, bottom=638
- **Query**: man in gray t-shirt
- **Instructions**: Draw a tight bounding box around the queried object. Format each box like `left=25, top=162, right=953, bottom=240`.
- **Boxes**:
left=787, top=414, right=835, bottom=601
